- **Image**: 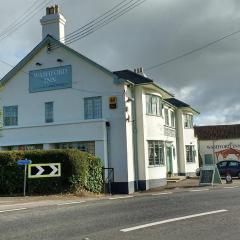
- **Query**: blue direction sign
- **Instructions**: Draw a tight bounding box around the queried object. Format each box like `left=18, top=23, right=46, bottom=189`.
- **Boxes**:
left=17, top=159, right=32, bottom=166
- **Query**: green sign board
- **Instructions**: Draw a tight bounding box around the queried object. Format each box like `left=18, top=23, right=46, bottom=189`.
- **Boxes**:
left=29, top=65, right=72, bottom=93
left=199, top=165, right=222, bottom=186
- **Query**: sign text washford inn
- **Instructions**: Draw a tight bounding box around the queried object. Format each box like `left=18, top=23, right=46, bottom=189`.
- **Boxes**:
left=29, top=65, right=72, bottom=93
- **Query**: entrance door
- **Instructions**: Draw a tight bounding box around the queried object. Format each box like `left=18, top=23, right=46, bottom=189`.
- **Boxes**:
left=166, top=146, right=173, bottom=175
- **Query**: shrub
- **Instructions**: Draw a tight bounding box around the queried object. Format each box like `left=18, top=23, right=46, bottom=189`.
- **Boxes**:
left=0, top=149, right=103, bottom=195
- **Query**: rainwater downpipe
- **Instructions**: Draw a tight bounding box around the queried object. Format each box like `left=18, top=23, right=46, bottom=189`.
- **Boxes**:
left=131, top=84, right=139, bottom=191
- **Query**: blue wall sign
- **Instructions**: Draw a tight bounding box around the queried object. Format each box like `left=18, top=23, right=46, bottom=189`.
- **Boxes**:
left=29, top=65, right=72, bottom=93
left=17, top=159, right=32, bottom=165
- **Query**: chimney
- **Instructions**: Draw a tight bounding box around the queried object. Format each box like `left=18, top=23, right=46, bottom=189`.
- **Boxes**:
left=40, top=5, right=66, bottom=43
left=134, top=67, right=147, bottom=77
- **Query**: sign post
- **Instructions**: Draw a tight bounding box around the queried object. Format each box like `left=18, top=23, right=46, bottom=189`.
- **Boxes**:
left=17, top=159, right=32, bottom=197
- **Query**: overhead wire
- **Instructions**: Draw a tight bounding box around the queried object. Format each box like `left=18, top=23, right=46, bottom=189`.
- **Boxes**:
left=144, top=28, right=240, bottom=71
left=51, top=0, right=146, bottom=49
left=0, top=0, right=54, bottom=41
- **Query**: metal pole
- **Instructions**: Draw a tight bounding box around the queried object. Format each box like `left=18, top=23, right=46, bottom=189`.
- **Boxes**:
left=23, top=164, right=27, bottom=197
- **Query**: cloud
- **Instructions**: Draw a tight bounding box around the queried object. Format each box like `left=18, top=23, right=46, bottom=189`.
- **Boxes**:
left=0, top=0, right=240, bottom=126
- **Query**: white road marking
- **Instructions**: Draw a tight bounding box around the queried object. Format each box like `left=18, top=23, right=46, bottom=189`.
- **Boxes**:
left=189, top=189, right=209, bottom=192
left=224, top=186, right=239, bottom=189
left=120, top=209, right=228, bottom=232
left=152, top=192, right=173, bottom=196
left=109, top=196, right=134, bottom=200
left=0, top=208, right=27, bottom=213
left=57, top=201, right=85, bottom=206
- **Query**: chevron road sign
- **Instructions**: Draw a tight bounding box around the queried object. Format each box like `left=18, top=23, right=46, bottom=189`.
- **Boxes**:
left=28, top=163, right=61, bottom=178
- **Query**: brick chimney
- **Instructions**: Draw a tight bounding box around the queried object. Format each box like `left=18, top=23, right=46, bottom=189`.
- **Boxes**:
left=40, top=5, right=66, bottom=43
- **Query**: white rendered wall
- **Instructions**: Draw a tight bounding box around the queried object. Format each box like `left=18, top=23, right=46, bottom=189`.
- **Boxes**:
left=176, top=110, right=199, bottom=175
left=198, top=139, right=240, bottom=164
left=0, top=44, right=129, bottom=183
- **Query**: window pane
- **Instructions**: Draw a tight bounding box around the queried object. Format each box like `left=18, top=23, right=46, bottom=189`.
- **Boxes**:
left=45, top=102, right=53, bottom=123
left=171, top=111, right=175, bottom=127
left=146, top=95, right=162, bottom=116
left=164, top=109, right=169, bottom=125
left=148, top=141, right=154, bottom=165
left=186, top=145, right=195, bottom=162
left=84, top=97, right=102, bottom=119
left=3, top=106, right=18, bottom=126
left=146, top=95, right=152, bottom=114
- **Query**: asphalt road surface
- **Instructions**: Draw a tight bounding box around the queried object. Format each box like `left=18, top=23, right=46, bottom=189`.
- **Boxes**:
left=0, top=186, right=240, bottom=240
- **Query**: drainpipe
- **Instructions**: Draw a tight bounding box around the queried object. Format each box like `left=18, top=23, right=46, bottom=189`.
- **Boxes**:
left=131, top=85, right=139, bottom=191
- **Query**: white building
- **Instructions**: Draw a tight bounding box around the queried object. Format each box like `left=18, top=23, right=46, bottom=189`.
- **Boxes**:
left=195, top=124, right=240, bottom=165
left=0, top=6, right=199, bottom=193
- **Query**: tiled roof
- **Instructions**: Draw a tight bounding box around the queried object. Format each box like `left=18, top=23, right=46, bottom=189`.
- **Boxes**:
left=194, top=124, right=240, bottom=140
left=165, top=98, right=199, bottom=114
left=165, top=98, right=190, bottom=108
left=113, top=70, right=153, bottom=84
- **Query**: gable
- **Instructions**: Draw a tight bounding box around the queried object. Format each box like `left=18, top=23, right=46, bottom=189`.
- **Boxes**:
left=0, top=35, right=115, bottom=87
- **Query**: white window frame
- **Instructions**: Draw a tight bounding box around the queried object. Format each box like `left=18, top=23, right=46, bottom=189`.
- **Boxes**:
left=184, top=114, right=193, bottom=128
left=170, top=111, right=175, bottom=128
left=84, top=96, right=102, bottom=120
left=45, top=102, right=54, bottom=123
left=3, top=105, right=18, bottom=126
left=146, top=94, right=162, bottom=117
left=148, top=140, right=165, bottom=166
left=164, top=108, right=169, bottom=126
left=186, top=145, right=196, bottom=163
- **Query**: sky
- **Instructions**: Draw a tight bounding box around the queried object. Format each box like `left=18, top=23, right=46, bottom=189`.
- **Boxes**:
left=0, top=0, right=240, bottom=126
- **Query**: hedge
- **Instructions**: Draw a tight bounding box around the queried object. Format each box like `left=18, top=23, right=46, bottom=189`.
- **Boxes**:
left=0, top=149, right=103, bottom=195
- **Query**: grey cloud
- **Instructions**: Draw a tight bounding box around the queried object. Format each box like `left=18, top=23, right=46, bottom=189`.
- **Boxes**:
left=1, top=0, right=240, bottom=125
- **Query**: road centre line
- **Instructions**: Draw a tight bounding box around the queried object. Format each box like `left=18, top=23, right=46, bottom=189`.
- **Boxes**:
left=109, top=196, right=134, bottom=200
left=57, top=201, right=86, bottom=206
left=224, top=186, right=239, bottom=189
left=189, top=189, right=209, bottom=192
left=0, top=208, right=27, bottom=213
left=120, top=209, right=228, bottom=232
left=152, top=192, right=173, bottom=196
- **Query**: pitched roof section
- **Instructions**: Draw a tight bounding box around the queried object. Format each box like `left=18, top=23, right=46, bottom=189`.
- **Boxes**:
left=194, top=124, right=240, bottom=140
left=165, top=98, right=190, bottom=108
left=165, top=98, right=199, bottom=114
left=0, top=35, right=114, bottom=86
left=113, top=70, right=174, bottom=97
left=113, top=70, right=153, bottom=84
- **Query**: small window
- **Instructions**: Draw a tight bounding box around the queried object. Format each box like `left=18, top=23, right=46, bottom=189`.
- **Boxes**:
left=186, top=145, right=196, bottom=163
left=146, top=94, right=162, bottom=116
left=164, top=109, right=169, bottom=126
left=171, top=111, right=175, bottom=127
left=84, top=97, right=102, bottom=119
left=3, top=105, right=18, bottom=126
left=184, top=114, right=193, bottom=128
left=45, top=102, right=54, bottom=123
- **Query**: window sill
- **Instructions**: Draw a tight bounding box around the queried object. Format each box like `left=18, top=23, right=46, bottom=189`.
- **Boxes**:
left=146, top=114, right=163, bottom=118
left=164, top=125, right=175, bottom=129
left=148, top=164, right=165, bottom=168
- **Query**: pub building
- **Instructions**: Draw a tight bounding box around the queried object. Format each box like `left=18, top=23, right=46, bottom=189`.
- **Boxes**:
left=0, top=5, right=199, bottom=193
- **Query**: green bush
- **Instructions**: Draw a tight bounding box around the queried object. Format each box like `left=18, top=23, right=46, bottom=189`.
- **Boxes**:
left=0, top=149, right=103, bottom=195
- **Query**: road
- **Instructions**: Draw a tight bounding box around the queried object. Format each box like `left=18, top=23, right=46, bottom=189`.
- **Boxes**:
left=0, top=186, right=240, bottom=240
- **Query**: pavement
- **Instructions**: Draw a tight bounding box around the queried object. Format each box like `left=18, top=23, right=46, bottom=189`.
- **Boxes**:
left=0, top=177, right=239, bottom=207
left=0, top=180, right=240, bottom=239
